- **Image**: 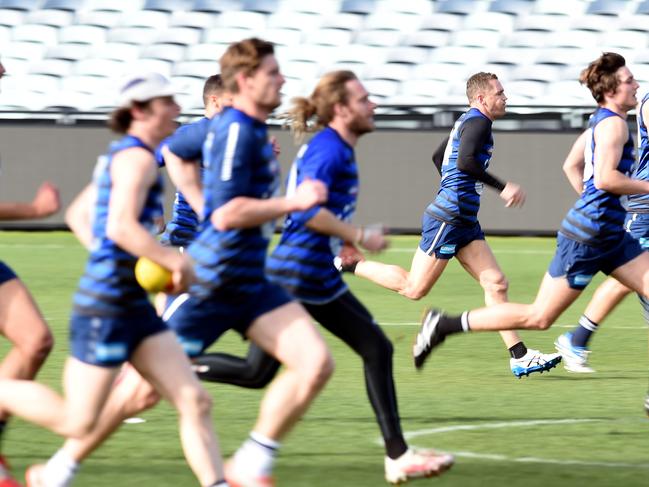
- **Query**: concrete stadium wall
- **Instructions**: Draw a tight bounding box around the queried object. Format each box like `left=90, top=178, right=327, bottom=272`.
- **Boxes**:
left=0, top=122, right=580, bottom=234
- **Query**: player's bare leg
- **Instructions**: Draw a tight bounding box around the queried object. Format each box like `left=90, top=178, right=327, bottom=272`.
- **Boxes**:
left=457, top=240, right=561, bottom=377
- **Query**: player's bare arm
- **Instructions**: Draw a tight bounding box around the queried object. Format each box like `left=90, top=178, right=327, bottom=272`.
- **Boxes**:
left=563, top=130, right=588, bottom=194
left=211, top=179, right=327, bottom=231
left=0, top=182, right=60, bottom=220
left=594, top=116, right=649, bottom=194
left=306, top=208, right=388, bottom=252
left=65, top=183, right=96, bottom=250
left=161, top=145, right=204, bottom=216
left=107, top=147, right=191, bottom=291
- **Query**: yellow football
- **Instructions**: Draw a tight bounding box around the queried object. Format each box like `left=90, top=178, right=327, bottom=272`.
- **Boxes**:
left=134, top=257, right=173, bottom=293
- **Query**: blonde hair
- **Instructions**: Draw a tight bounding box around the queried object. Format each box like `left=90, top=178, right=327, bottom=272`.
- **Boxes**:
left=466, top=72, right=498, bottom=103
left=220, top=38, right=275, bottom=94
left=284, top=70, right=358, bottom=142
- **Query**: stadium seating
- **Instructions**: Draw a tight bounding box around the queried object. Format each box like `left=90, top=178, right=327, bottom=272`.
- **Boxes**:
left=1, top=0, right=648, bottom=113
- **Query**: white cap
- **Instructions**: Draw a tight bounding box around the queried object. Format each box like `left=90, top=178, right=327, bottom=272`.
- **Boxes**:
left=117, top=73, right=176, bottom=107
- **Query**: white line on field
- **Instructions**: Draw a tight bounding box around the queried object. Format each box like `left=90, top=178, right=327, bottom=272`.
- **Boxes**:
left=379, top=322, right=645, bottom=329
left=386, top=247, right=554, bottom=255
left=376, top=419, right=649, bottom=469
left=402, top=418, right=598, bottom=440
left=440, top=451, right=649, bottom=469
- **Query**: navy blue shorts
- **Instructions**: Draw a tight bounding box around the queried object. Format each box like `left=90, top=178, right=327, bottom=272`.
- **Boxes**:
left=69, top=305, right=168, bottom=367
left=163, top=281, right=293, bottom=357
left=0, top=261, right=17, bottom=285
left=548, top=233, right=644, bottom=290
left=625, top=213, right=649, bottom=248
left=418, top=214, right=484, bottom=259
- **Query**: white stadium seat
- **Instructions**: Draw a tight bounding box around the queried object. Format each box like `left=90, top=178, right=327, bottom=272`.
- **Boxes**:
left=58, top=25, right=107, bottom=45
left=46, top=43, right=91, bottom=62
left=0, top=0, right=641, bottom=112
left=24, top=9, right=74, bottom=27
left=3, top=40, right=48, bottom=62
left=185, top=43, right=228, bottom=62
left=140, top=44, right=187, bottom=63
left=12, top=24, right=59, bottom=46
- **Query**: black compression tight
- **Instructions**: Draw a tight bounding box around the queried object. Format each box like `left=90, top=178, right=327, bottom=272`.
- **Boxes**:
left=193, top=291, right=407, bottom=458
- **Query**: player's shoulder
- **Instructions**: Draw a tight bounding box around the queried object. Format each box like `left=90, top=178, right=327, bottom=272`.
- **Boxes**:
left=593, top=109, right=627, bottom=136
left=311, top=127, right=350, bottom=153
left=212, top=108, right=258, bottom=138
left=301, top=128, right=352, bottom=173
left=177, top=116, right=209, bottom=135
left=461, top=109, right=491, bottom=128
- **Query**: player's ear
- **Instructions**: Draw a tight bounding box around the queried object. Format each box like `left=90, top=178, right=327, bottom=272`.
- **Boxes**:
left=333, top=101, right=347, bottom=119
left=235, top=71, right=249, bottom=94
left=130, top=102, right=149, bottom=121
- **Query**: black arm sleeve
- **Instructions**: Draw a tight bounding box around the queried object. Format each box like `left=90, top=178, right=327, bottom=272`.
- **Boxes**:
left=456, top=117, right=506, bottom=192
left=431, top=136, right=449, bottom=176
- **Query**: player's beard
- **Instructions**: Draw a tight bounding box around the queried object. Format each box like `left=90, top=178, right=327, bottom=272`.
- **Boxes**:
left=349, top=112, right=374, bottom=137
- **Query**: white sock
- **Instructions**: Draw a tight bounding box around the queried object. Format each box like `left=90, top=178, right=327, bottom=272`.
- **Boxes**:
left=43, top=449, right=79, bottom=487
left=460, top=311, right=470, bottom=332
left=233, top=432, right=280, bottom=477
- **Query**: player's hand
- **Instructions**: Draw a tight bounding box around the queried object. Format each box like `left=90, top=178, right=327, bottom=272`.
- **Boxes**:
left=357, top=225, right=389, bottom=252
left=170, top=254, right=195, bottom=294
left=340, top=241, right=365, bottom=263
left=32, top=182, right=60, bottom=217
left=291, top=179, right=328, bottom=211
left=335, top=241, right=365, bottom=272
left=500, top=182, right=526, bottom=208
left=270, top=136, right=281, bottom=158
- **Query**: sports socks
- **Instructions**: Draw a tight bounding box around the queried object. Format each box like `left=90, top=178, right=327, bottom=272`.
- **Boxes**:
left=437, top=311, right=470, bottom=337
left=508, top=341, right=528, bottom=359
left=385, top=438, right=408, bottom=460
left=43, top=448, right=79, bottom=487
left=571, top=315, right=599, bottom=348
left=233, top=431, right=280, bottom=477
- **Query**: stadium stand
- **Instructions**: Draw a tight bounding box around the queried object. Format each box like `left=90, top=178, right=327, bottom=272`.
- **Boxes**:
left=1, top=0, right=649, bottom=113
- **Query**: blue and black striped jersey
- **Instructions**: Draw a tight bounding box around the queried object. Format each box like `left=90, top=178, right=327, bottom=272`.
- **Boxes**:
left=267, top=127, right=357, bottom=304
left=560, top=108, right=636, bottom=245
left=628, top=93, right=649, bottom=213
left=426, top=108, right=493, bottom=226
left=73, top=135, right=164, bottom=316
left=188, top=107, right=281, bottom=299
left=157, top=117, right=211, bottom=247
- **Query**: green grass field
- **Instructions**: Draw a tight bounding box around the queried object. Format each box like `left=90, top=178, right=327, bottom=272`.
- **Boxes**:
left=1, top=232, right=648, bottom=486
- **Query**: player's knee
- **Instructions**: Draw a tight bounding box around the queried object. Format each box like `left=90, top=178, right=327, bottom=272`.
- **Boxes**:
left=302, top=349, right=334, bottom=391
left=66, top=411, right=101, bottom=438
left=526, top=310, right=553, bottom=330
left=480, top=272, right=508, bottom=297
left=130, top=387, right=161, bottom=413
left=176, top=384, right=212, bottom=417
left=360, top=333, right=393, bottom=364
left=21, top=327, right=54, bottom=364
left=244, top=367, right=277, bottom=389
left=402, top=289, right=426, bottom=301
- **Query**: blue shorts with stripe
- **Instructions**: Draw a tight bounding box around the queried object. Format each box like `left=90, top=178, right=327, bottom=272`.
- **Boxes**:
left=418, top=213, right=485, bottom=259
left=69, top=305, right=168, bottom=367
left=0, top=261, right=17, bottom=285
left=548, top=232, right=644, bottom=290
left=163, top=281, right=292, bottom=357
left=625, top=212, right=649, bottom=248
